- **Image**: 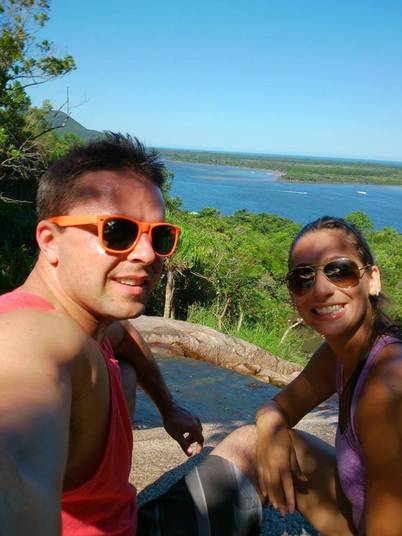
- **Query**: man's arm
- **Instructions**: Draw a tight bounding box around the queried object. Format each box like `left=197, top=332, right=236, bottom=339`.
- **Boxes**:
left=0, top=311, right=74, bottom=534
left=107, top=320, right=204, bottom=455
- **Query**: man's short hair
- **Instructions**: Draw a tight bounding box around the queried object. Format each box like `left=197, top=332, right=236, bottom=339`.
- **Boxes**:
left=37, top=133, right=166, bottom=221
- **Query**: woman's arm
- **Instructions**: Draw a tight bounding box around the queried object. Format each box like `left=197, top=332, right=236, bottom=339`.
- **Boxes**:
left=258, top=341, right=338, bottom=426
left=356, top=343, right=402, bottom=536
left=256, top=342, right=338, bottom=515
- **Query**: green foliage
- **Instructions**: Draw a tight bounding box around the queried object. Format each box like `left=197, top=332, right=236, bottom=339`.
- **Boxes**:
left=0, top=196, right=36, bottom=291
left=368, top=226, right=402, bottom=322
left=187, top=305, right=309, bottom=365
left=346, top=211, right=374, bottom=234
left=148, top=206, right=401, bottom=363
left=42, top=130, right=82, bottom=163
left=0, top=0, right=75, bottom=200
left=0, top=1, right=77, bottom=291
left=151, top=208, right=304, bottom=354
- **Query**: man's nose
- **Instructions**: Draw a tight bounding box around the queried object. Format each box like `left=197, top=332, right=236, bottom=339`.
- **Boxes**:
left=126, top=233, right=156, bottom=264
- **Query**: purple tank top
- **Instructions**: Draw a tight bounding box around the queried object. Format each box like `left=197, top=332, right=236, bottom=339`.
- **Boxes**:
left=335, top=335, right=401, bottom=530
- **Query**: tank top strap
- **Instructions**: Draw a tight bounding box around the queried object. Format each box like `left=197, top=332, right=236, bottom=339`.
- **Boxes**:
left=0, top=289, right=54, bottom=312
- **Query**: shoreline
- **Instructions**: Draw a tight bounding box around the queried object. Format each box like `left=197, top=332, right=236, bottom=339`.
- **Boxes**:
left=166, top=158, right=402, bottom=187
left=165, top=157, right=284, bottom=180
left=163, top=154, right=402, bottom=187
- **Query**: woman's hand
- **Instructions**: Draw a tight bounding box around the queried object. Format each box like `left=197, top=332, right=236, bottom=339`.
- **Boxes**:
left=256, top=402, right=307, bottom=516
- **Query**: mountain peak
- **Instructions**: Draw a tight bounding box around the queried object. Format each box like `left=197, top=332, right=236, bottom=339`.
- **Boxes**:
left=45, top=111, right=104, bottom=142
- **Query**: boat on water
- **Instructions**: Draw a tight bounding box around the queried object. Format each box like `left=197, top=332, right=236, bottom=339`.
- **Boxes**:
left=357, top=191, right=367, bottom=195
left=274, top=190, right=308, bottom=195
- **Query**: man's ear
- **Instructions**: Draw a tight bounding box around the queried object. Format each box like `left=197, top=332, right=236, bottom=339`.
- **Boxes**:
left=36, top=220, right=60, bottom=265
left=368, top=265, right=381, bottom=297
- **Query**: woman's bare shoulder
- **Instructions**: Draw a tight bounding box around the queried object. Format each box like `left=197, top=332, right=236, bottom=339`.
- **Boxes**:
left=369, top=339, right=402, bottom=389
left=356, top=340, right=402, bottom=441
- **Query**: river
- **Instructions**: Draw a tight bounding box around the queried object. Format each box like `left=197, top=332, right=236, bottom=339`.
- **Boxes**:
left=165, top=160, right=402, bottom=232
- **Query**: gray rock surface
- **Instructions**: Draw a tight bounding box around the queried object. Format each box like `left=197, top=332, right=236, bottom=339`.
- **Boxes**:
left=129, top=355, right=337, bottom=535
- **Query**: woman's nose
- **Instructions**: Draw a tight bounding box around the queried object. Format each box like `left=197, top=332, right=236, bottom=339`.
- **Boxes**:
left=311, top=269, right=335, bottom=298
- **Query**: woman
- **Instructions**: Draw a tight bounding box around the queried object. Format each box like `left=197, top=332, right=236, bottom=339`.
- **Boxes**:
left=255, top=216, right=402, bottom=535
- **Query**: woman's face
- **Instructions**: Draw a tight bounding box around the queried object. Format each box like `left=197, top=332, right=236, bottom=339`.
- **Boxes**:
left=288, top=229, right=381, bottom=342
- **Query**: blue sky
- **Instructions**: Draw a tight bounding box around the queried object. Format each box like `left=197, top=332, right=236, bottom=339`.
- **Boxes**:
left=28, top=0, right=402, bottom=160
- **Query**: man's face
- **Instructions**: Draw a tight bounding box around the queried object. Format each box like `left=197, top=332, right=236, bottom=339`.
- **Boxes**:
left=53, top=169, right=165, bottom=321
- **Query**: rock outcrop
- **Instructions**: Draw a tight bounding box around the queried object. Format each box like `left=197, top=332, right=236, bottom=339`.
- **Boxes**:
left=131, top=316, right=303, bottom=387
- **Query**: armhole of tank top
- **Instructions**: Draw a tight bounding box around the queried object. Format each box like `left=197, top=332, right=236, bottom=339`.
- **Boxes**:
left=63, top=337, right=117, bottom=498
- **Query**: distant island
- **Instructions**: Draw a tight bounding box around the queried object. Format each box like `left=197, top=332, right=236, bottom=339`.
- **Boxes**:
left=46, top=112, right=402, bottom=186
left=160, top=149, right=402, bottom=186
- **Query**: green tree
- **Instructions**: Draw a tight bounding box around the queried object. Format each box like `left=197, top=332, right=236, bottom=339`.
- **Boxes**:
left=161, top=211, right=222, bottom=319
left=346, top=211, right=374, bottom=234
left=0, top=0, right=75, bottom=200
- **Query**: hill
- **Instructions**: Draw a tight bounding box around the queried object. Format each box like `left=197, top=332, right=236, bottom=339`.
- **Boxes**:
left=45, top=110, right=104, bottom=142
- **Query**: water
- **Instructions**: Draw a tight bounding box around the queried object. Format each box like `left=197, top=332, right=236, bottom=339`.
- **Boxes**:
left=166, top=160, right=402, bottom=232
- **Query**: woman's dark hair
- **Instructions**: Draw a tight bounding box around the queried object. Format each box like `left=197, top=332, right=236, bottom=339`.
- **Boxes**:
left=37, top=133, right=166, bottom=221
left=288, top=216, right=402, bottom=431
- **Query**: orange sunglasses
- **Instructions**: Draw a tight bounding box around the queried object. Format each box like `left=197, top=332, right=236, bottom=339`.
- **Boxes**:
left=48, top=214, right=181, bottom=257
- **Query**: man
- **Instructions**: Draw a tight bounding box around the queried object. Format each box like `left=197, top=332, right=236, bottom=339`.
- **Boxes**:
left=0, top=134, right=262, bottom=535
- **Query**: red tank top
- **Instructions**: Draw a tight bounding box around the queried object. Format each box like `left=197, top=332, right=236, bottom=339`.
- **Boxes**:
left=0, top=290, right=137, bottom=535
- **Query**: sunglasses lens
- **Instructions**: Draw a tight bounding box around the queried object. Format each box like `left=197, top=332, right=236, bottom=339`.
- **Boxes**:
left=152, top=225, right=177, bottom=255
left=287, top=259, right=362, bottom=295
left=103, top=218, right=139, bottom=251
left=324, top=259, right=360, bottom=288
left=287, top=267, right=316, bottom=295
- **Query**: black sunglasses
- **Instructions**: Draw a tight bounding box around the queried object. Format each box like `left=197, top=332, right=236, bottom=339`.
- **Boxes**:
left=48, top=214, right=181, bottom=257
left=285, top=257, right=371, bottom=296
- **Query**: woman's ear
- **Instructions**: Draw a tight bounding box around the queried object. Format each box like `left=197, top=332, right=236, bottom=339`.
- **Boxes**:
left=368, top=265, right=381, bottom=297
left=36, top=220, right=59, bottom=265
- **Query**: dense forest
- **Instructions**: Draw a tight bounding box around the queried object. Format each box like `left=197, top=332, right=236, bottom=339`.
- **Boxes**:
left=145, top=201, right=402, bottom=365
left=1, top=1, right=401, bottom=367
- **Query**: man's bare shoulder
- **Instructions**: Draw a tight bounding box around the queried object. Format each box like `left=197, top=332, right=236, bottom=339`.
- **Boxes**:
left=0, top=308, right=91, bottom=370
